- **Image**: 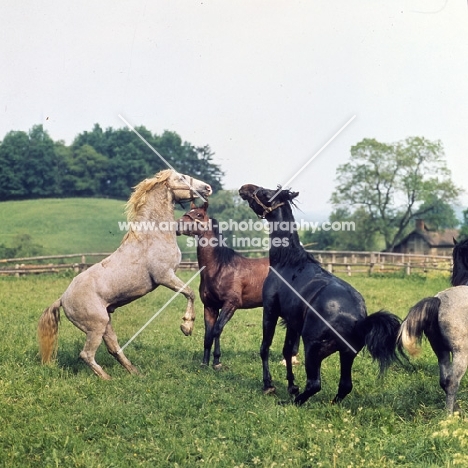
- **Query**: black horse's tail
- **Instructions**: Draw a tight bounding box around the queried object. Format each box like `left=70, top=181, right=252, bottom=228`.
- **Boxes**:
left=358, top=310, right=402, bottom=374
left=397, top=297, right=441, bottom=357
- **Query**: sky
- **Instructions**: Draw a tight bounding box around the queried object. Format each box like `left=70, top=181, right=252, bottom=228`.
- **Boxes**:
left=2, top=0, right=467, bottom=220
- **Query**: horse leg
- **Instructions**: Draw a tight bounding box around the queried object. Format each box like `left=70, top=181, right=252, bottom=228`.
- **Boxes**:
left=283, top=327, right=300, bottom=395
left=445, top=351, right=468, bottom=413
left=332, top=350, right=355, bottom=404
left=211, top=303, right=238, bottom=369
left=160, top=271, right=196, bottom=336
left=260, top=312, right=279, bottom=394
left=103, top=320, right=139, bottom=375
left=202, top=306, right=218, bottom=367
left=79, top=327, right=112, bottom=380
left=426, top=330, right=455, bottom=411
left=294, top=344, right=323, bottom=406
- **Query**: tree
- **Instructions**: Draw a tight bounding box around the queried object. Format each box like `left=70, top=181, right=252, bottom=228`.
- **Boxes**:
left=62, top=144, right=109, bottom=197
left=331, top=137, right=462, bottom=251
left=459, top=209, right=468, bottom=241
left=0, top=126, right=61, bottom=200
left=0, top=130, right=29, bottom=200
left=300, top=207, right=381, bottom=251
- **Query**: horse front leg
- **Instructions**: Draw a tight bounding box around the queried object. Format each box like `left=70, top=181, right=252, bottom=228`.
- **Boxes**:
left=260, top=312, right=279, bottom=394
left=283, top=327, right=300, bottom=395
left=160, top=271, right=196, bottom=336
left=211, top=303, right=238, bottom=370
left=202, top=306, right=218, bottom=367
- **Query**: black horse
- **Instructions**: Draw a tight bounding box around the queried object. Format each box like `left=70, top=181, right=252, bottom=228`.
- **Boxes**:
left=451, top=237, right=468, bottom=286
left=239, top=184, right=402, bottom=405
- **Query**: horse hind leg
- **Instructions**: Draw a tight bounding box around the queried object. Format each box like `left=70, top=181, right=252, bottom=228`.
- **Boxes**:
left=79, top=328, right=112, bottom=380
left=294, top=343, right=323, bottom=406
left=445, top=351, right=468, bottom=413
left=332, top=350, right=355, bottom=404
left=103, top=321, right=139, bottom=375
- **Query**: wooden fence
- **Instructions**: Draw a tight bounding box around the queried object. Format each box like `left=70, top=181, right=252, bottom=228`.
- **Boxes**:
left=0, top=250, right=452, bottom=277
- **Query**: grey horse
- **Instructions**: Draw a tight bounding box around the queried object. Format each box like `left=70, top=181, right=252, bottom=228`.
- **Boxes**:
left=38, top=169, right=212, bottom=379
left=398, top=237, right=468, bottom=413
left=398, top=286, right=468, bottom=413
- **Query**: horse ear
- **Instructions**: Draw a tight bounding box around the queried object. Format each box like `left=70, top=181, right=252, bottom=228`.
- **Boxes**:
left=190, top=201, right=196, bottom=209
left=454, top=237, right=458, bottom=245
left=202, top=201, right=209, bottom=211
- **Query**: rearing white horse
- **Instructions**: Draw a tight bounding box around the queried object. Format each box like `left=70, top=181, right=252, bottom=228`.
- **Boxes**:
left=38, top=169, right=212, bottom=379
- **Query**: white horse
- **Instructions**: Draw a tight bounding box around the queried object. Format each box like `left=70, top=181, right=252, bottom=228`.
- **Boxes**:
left=38, top=169, right=212, bottom=379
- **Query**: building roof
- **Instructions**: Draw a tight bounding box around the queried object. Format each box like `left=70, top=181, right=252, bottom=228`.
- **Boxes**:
left=393, top=221, right=459, bottom=250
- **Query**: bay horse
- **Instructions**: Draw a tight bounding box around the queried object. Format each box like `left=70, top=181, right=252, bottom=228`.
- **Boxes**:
left=239, top=184, right=401, bottom=405
left=38, top=169, right=212, bottom=379
left=176, top=201, right=299, bottom=369
left=398, top=237, right=468, bottom=413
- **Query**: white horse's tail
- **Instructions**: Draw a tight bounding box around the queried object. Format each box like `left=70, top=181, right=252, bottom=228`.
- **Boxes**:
left=397, top=297, right=441, bottom=356
left=38, top=298, right=62, bottom=363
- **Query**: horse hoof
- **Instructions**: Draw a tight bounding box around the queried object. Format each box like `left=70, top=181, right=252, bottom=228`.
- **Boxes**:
left=213, top=363, right=223, bottom=371
left=288, top=385, right=300, bottom=395
left=180, top=323, right=193, bottom=336
left=263, top=386, right=276, bottom=395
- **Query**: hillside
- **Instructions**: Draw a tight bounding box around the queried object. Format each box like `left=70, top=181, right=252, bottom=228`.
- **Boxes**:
left=0, top=198, right=192, bottom=257
left=0, top=198, right=128, bottom=256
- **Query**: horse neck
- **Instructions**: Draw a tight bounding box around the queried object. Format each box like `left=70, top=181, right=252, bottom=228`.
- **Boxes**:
left=266, top=204, right=307, bottom=266
left=132, top=184, right=174, bottom=223
left=451, top=263, right=468, bottom=286
left=196, top=229, right=221, bottom=267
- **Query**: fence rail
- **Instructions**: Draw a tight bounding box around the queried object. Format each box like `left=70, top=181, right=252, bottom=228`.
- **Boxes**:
left=0, top=250, right=452, bottom=277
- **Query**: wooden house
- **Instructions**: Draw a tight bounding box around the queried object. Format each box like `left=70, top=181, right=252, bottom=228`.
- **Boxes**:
left=391, top=219, right=458, bottom=256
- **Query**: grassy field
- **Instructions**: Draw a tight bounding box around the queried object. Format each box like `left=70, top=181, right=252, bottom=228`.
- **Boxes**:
left=0, top=198, right=191, bottom=257
left=1, top=270, right=468, bottom=467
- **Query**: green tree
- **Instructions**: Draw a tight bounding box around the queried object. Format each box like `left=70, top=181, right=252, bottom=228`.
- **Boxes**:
left=300, top=207, right=381, bottom=251
left=0, top=126, right=61, bottom=200
left=62, top=144, right=109, bottom=196
left=0, top=130, right=29, bottom=199
left=459, top=209, right=468, bottom=241
left=24, top=125, right=61, bottom=197
left=331, top=137, right=461, bottom=251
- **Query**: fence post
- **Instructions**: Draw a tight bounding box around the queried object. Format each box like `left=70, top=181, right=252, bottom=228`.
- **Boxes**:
left=406, top=261, right=411, bottom=276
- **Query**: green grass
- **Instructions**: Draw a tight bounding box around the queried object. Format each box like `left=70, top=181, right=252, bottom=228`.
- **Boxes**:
left=1, top=271, right=468, bottom=467
left=0, top=198, right=191, bottom=257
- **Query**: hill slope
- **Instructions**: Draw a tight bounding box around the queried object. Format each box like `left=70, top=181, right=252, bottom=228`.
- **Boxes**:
left=0, top=198, right=128, bottom=255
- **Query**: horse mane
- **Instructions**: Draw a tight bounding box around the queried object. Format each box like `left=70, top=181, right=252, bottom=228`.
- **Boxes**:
left=451, top=238, right=468, bottom=286
left=269, top=199, right=320, bottom=267
left=125, top=169, right=173, bottom=221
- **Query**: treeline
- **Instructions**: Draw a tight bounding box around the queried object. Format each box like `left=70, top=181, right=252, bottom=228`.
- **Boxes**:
left=0, top=124, right=224, bottom=201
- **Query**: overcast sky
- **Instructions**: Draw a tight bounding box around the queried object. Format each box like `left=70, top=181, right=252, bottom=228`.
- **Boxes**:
left=2, top=0, right=467, bottom=219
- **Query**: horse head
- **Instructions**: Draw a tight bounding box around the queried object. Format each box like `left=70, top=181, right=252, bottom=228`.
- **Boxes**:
left=239, top=184, right=299, bottom=218
left=176, top=201, right=211, bottom=236
left=165, top=170, right=212, bottom=202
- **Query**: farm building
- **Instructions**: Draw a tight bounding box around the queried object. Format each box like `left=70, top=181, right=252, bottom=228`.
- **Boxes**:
left=391, top=219, right=458, bottom=256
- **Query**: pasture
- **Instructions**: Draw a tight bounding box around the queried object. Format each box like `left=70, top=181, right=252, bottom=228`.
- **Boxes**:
left=1, top=271, right=468, bottom=467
